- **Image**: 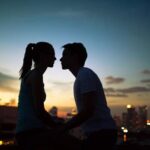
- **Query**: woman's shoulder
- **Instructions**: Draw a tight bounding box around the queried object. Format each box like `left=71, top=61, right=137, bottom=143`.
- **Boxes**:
left=31, top=69, right=42, bottom=77
left=24, top=69, right=43, bottom=85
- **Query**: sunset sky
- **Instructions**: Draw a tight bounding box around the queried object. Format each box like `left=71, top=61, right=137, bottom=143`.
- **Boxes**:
left=0, top=0, right=150, bottom=117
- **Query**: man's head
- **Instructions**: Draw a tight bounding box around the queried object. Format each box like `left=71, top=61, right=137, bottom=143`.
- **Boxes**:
left=60, top=42, right=87, bottom=69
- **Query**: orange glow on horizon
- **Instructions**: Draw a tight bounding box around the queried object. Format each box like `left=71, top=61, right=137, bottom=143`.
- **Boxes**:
left=58, top=111, right=67, bottom=118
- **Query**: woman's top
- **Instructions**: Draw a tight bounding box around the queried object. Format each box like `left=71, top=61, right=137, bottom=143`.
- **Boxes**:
left=16, top=71, right=48, bottom=133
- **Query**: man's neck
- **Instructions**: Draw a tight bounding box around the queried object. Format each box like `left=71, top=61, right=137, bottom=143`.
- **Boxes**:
left=69, top=66, right=82, bottom=77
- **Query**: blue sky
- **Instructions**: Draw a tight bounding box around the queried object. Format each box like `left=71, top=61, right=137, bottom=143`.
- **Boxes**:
left=0, top=0, right=150, bottom=116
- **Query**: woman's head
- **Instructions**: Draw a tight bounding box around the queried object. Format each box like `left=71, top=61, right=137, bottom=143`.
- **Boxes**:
left=32, top=42, right=56, bottom=67
left=19, top=42, right=56, bottom=79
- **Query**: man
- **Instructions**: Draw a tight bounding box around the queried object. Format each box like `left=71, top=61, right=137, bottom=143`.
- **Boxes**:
left=59, top=43, right=117, bottom=150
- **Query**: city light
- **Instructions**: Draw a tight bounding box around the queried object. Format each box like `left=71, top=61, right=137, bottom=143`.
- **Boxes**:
left=71, top=108, right=77, bottom=115
left=147, top=120, right=150, bottom=126
left=127, top=104, right=132, bottom=109
left=123, top=129, right=128, bottom=133
left=121, top=127, right=125, bottom=130
left=123, top=134, right=127, bottom=142
left=121, top=127, right=128, bottom=133
left=0, top=141, right=3, bottom=145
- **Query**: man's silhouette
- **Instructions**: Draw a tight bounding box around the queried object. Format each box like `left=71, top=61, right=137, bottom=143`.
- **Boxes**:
left=60, top=43, right=117, bottom=150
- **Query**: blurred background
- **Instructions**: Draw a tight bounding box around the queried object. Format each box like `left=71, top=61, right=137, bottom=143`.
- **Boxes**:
left=0, top=0, right=150, bottom=148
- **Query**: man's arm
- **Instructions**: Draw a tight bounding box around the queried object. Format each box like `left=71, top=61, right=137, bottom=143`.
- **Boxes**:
left=62, top=91, right=97, bottom=131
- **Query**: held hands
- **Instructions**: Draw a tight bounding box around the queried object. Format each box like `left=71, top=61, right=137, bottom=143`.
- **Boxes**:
left=52, top=123, right=68, bottom=140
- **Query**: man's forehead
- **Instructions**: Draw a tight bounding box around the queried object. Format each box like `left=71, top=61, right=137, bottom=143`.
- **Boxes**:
left=63, top=49, right=71, bottom=55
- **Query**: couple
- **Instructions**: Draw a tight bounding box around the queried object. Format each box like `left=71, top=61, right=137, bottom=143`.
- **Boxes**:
left=15, top=42, right=117, bottom=150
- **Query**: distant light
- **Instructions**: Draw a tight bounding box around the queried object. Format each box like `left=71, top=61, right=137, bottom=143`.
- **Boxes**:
left=121, top=127, right=125, bottom=130
left=121, top=127, right=128, bottom=133
left=147, top=120, right=150, bottom=126
left=123, top=134, right=127, bottom=142
left=123, top=128, right=128, bottom=133
left=71, top=108, right=77, bottom=115
left=127, top=104, right=132, bottom=109
left=0, top=141, right=3, bottom=145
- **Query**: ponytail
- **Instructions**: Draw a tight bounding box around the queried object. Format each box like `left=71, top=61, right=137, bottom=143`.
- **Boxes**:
left=19, top=43, right=35, bottom=79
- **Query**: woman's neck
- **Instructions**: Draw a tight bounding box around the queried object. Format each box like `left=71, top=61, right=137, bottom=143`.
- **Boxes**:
left=34, top=64, right=47, bottom=75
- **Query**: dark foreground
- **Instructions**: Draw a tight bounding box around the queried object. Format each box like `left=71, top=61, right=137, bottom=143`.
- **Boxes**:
left=0, top=144, right=150, bottom=150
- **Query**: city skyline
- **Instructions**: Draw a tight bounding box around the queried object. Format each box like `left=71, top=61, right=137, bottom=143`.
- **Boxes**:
left=0, top=0, right=150, bottom=116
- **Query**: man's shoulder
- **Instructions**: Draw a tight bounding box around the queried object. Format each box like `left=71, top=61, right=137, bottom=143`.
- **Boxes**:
left=80, top=67, right=93, bottom=72
left=77, top=67, right=98, bottom=80
left=80, top=67, right=96, bottom=75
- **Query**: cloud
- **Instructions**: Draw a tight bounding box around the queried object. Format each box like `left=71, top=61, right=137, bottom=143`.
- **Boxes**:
left=117, top=86, right=150, bottom=93
left=141, top=79, right=150, bottom=83
left=105, top=76, right=125, bottom=84
left=142, top=69, right=150, bottom=75
left=0, top=72, right=19, bottom=93
left=104, top=86, right=150, bottom=98
left=0, top=67, right=11, bottom=73
left=0, top=72, right=18, bottom=81
left=104, top=87, right=116, bottom=93
left=106, top=93, right=128, bottom=98
left=0, top=85, right=18, bottom=93
left=104, top=88, right=128, bottom=98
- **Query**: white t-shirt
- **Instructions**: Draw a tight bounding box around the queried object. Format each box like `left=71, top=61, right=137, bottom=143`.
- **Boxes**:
left=74, top=67, right=117, bottom=134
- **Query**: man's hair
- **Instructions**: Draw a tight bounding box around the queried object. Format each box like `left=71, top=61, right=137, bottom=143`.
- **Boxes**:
left=62, top=43, right=87, bottom=67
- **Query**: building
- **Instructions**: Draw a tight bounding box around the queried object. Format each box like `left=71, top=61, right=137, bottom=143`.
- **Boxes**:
left=0, top=106, right=17, bottom=140
left=113, top=115, right=122, bottom=128
left=0, top=106, right=17, bottom=125
left=121, top=105, right=148, bottom=132
left=138, top=105, right=147, bottom=128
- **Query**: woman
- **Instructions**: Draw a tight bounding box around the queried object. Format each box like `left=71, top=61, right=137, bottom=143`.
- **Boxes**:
left=15, top=42, right=58, bottom=149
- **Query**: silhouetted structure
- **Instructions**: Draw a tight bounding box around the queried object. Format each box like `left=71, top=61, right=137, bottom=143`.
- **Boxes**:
left=122, top=105, right=148, bottom=132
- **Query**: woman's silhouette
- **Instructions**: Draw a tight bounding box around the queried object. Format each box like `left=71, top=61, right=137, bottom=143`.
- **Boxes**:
left=15, top=42, right=58, bottom=150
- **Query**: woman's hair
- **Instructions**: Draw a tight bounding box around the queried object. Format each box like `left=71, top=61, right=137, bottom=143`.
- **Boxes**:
left=19, top=42, right=54, bottom=79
